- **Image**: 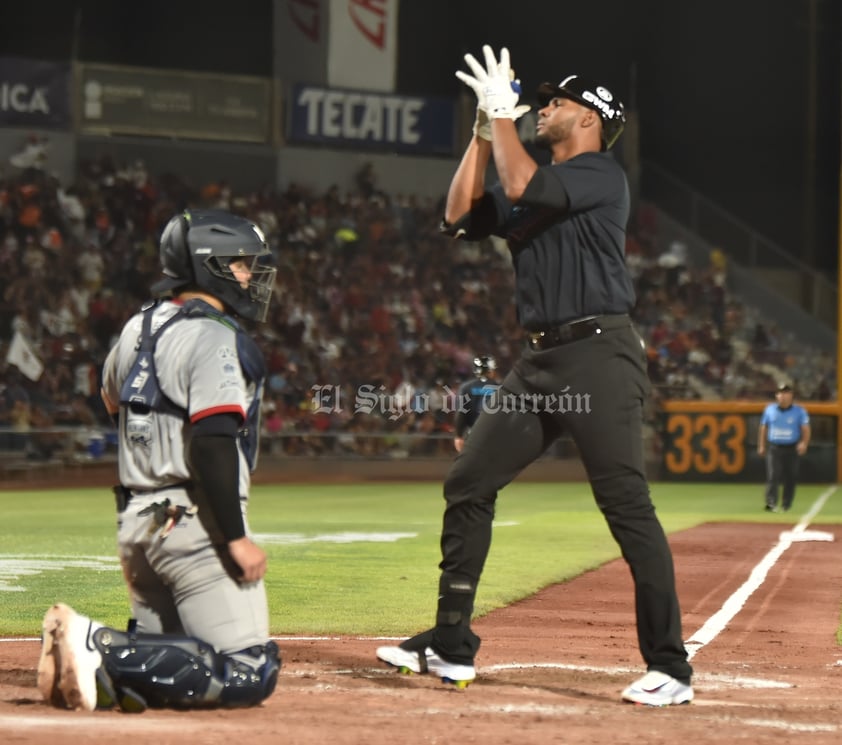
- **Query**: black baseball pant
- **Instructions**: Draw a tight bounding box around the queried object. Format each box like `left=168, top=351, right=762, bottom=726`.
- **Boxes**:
left=765, top=444, right=799, bottom=510
left=429, top=318, right=692, bottom=683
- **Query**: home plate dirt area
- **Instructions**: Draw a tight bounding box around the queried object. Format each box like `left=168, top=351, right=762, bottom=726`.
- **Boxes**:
left=1, top=522, right=841, bottom=745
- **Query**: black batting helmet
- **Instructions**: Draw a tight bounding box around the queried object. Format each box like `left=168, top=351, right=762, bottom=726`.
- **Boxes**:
left=473, top=355, right=497, bottom=377
left=152, top=209, right=277, bottom=322
left=536, top=75, right=625, bottom=150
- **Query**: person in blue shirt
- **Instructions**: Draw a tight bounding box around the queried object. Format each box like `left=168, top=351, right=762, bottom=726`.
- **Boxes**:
left=757, top=383, right=811, bottom=512
left=453, top=356, right=500, bottom=454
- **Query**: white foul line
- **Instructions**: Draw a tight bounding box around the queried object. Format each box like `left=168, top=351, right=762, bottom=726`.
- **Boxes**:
left=684, top=486, right=837, bottom=660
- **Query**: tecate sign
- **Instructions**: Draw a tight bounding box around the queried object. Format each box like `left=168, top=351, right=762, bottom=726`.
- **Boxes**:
left=288, top=83, right=455, bottom=155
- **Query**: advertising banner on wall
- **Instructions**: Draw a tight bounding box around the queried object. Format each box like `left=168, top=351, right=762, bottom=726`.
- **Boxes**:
left=78, top=63, right=272, bottom=143
left=327, top=0, right=398, bottom=92
left=287, top=83, right=455, bottom=154
left=0, top=57, right=71, bottom=129
left=274, top=0, right=330, bottom=85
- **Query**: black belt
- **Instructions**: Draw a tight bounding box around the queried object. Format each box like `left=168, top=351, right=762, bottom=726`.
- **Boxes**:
left=527, top=314, right=628, bottom=351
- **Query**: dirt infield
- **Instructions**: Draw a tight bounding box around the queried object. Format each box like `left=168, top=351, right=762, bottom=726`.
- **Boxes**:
left=1, top=521, right=841, bottom=744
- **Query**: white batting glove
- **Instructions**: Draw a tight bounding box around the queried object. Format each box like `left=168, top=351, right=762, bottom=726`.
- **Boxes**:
left=460, top=46, right=530, bottom=139
left=457, top=45, right=525, bottom=122
left=472, top=101, right=532, bottom=140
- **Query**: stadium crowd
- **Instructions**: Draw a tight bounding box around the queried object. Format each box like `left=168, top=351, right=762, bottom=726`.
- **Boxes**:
left=0, top=139, right=836, bottom=460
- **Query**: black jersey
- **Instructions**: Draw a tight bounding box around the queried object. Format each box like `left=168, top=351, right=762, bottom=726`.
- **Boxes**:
left=454, top=376, right=500, bottom=437
left=444, top=152, right=634, bottom=330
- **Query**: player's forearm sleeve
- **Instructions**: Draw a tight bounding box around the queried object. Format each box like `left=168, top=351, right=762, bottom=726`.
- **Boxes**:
left=189, top=434, right=246, bottom=542
left=440, top=193, right=499, bottom=240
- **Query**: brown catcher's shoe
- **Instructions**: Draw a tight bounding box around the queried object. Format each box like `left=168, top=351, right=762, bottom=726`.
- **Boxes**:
left=36, top=607, right=63, bottom=707
left=37, top=603, right=105, bottom=711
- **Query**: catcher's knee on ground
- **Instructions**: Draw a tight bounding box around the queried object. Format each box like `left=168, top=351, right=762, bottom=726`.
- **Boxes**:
left=93, top=627, right=281, bottom=710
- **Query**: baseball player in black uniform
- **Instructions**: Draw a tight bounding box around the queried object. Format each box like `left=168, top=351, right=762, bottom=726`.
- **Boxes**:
left=454, top=355, right=500, bottom=453
left=377, top=46, right=693, bottom=706
left=37, top=209, right=281, bottom=712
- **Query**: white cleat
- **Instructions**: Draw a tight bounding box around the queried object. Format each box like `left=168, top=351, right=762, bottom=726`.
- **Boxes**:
left=621, top=670, right=694, bottom=706
left=376, top=645, right=475, bottom=688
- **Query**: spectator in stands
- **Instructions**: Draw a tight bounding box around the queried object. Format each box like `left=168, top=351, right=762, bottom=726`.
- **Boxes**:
left=0, top=152, right=834, bottom=461
left=77, top=243, right=105, bottom=294
left=355, top=161, right=378, bottom=200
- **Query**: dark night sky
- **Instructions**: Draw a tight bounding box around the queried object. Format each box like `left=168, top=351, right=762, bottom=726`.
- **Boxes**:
left=2, top=0, right=839, bottom=271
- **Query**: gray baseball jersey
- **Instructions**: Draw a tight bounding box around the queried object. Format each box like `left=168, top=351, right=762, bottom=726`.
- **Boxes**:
left=102, top=299, right=257, bottom=497
left=102, top=298, right=269, bottom=657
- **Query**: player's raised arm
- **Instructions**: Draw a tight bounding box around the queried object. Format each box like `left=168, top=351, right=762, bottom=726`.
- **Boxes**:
left=445, top=45, right=532, bottom=224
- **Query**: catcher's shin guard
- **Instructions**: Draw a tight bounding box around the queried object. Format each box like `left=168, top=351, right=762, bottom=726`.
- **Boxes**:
left=92, top=627, right=281, bottom=709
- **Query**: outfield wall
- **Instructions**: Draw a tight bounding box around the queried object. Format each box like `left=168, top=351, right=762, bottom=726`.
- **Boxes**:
left=254, top=456, right=589, bottom=484
left=0, top=454, right=589, bottom=489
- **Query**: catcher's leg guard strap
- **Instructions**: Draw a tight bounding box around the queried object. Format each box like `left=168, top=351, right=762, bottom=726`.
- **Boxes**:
left=431, top=574, right=481, bottom=663
left=436, top=574, right=475, bottom=627
left=93, top=628, right=281, bottom=709
left=221, top=641, right=281, bottom=708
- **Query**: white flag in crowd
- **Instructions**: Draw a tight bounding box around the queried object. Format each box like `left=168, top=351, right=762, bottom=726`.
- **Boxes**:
left=6, top=330, right=44, bottom=381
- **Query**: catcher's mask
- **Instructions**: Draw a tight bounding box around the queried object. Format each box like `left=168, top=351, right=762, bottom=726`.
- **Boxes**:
left=153, top=209, right=277, bottom=322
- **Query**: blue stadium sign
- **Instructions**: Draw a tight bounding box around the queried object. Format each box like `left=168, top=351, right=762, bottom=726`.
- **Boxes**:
left=287, top=83, right=456, bottom=155
left=0, top=57, right=71, bottom=129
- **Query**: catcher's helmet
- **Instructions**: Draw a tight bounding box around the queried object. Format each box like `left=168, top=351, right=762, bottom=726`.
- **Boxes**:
left=473, top=355, right=497, bottom=378
left=536, top=75, right=625, bottom=151
left=152, top=209, right=276, bottom=321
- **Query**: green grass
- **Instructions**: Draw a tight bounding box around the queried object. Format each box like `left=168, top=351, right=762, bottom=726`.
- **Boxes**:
left=1, top=482, right=839, bottom=637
